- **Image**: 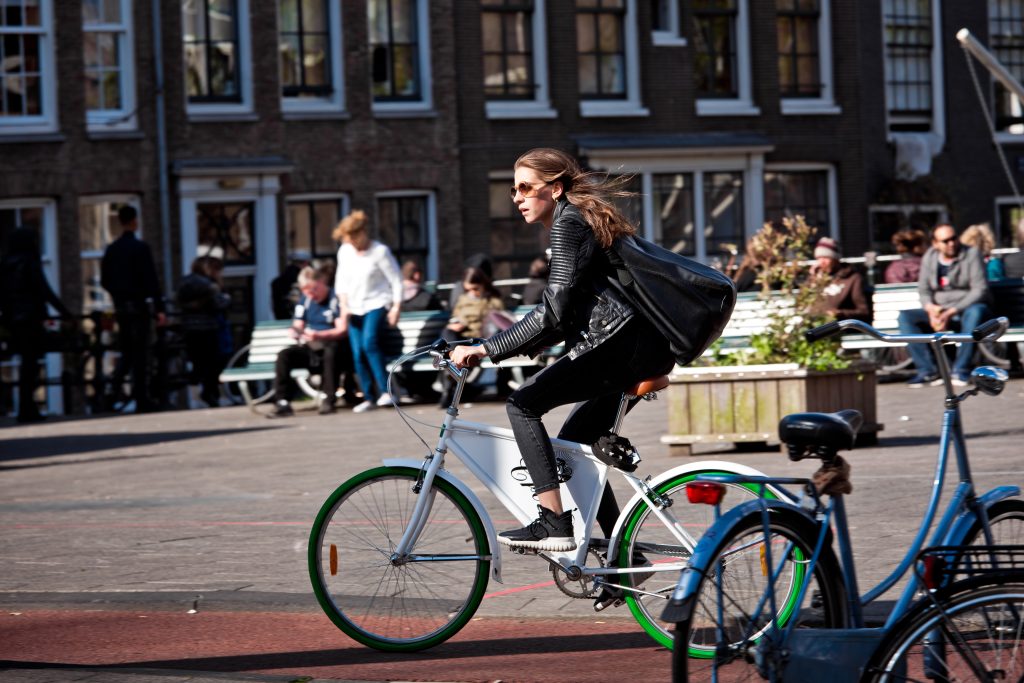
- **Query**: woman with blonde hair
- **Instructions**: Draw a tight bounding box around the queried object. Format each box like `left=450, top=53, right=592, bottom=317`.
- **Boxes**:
left=450, top=148, right=675, bottom=604
left=960, top=222, right=1005, bottom=281
left=333, top=210, right=403, bottom=413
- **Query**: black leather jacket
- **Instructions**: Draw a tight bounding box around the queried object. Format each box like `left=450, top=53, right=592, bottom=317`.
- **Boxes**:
left=484, top=199, right=635, bottom=362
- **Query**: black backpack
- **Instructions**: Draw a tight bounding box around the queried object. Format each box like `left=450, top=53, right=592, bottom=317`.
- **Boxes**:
left=607, top=235, right=737, bottom=366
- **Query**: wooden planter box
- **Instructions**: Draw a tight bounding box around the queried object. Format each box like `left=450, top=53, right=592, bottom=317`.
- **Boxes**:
left=662, top=362, right=881, bottom=456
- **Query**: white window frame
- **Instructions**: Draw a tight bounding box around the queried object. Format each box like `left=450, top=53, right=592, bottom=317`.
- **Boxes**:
left=78, top=194, right=143, bottom=313
left=779, top=0, right=840, bottom=116
left=651, top=0, right=687, bottom=47
left=183, top=0, right=255, bottom=120
left=0, top=0, right=58, bottom=136
left=284, top=192, right=350, bottom=259
left=83, top=0, right=138, bottom=132
left=579, top=0, right=649, bottom=118
left=695, top=0, right=759, bottom=117
left=988, top=0, right=1024, bottom=141
left=485, top=0, right=557, bottom=120
left=994, top=196, right=1024, bottom=246
left=278, top=0, right=346, bottom=118
left=0, top=197, right=62, bottom=414
left=762, top=163, right=839, bottom=238
left=373, top=190, right=438, bottom=281
left=882, top=0, right=945, bottom=138
left=371, top=0, right=434, bottom=116
left=583, top=148, right=772, bottom=262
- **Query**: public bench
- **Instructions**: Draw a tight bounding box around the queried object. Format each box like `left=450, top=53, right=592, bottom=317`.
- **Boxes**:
left=219, top=306, right=558, bottom=407
left=711, top=281, right=1024, bottom=372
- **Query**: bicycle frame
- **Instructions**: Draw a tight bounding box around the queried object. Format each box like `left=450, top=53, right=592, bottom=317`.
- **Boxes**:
left=669, top=317, right=1019, bottom=680
left=388, top=352, right=774, bottom=587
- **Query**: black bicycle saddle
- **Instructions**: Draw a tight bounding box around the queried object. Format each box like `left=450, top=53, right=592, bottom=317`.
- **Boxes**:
left=778, top=409, right=863, bottom=452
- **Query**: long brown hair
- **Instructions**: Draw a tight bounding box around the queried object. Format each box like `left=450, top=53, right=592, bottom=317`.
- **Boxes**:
left=514, top=147, right=637, bottom=248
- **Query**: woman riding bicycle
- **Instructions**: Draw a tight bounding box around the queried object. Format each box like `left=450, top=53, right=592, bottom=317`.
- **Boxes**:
left=451, top=148, right=675, bottom=555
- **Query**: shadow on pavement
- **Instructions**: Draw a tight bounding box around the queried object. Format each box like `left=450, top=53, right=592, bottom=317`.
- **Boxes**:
left=0, top=427, right=283, bottom=463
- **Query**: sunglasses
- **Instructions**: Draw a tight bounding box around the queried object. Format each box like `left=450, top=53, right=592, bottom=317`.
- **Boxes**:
left=937, top=236, right=958, bottom=244
left=509, top=181, right=552, bottom=199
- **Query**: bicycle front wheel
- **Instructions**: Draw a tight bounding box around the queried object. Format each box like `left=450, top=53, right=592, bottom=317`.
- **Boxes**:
left=617, top=471, right=785, bottom=650
left=672, top=508, right=848, bottom=682
left=308, top=466, right=491, bottom=651
left=862, top=579, right=1024, bottom=682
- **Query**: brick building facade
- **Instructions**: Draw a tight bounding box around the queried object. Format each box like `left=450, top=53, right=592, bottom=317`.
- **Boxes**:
left=1, top=0, right=1022, bottom=349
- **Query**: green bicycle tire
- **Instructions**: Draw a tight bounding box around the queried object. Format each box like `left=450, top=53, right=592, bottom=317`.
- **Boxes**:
left=308, top=466, right=491, bottom=652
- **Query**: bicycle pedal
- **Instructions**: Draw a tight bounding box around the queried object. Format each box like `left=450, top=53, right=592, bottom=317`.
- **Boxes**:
left=508, top=546, right=540, bottom=556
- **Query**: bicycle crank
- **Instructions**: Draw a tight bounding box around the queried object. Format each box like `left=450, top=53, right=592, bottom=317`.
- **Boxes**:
left=551, top=548, right=604, bottom=598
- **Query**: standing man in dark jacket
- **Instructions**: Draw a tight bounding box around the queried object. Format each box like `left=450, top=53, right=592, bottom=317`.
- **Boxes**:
left=101, top=205, right=166, bottom=412
left=897, top=224, right=992, bottom=387
left=0, top=228, right=72, bottom=422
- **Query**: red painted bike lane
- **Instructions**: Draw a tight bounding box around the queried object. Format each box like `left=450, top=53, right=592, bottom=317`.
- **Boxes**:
left=0, top=609, right=672, bottom=682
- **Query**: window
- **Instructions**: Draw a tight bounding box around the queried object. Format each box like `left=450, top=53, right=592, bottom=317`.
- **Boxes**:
left=482, top=0, right=534, bottom=100
left=482, top=0, right=554, bottom=118
left=868, top=203, right=948, bottom=253
left=82, top=0, right=136, bottom=131
left=704, top=172, right=745, bottom=256
left=776, top=0, right=819, bottom=98
left=279, top=0, right=344, bottom=114
left=693, top=0, right=758, bottom=115
left=376, top=192, right=435, bottom=278
left=763, top=170, right=830, bottom=232
left=182, top=0, right=253, bottom=115
left=882, top=0, right=936, bottom=132
left=79, top=195, right=140, bottom=312
left=0, top=0, right=57, bottom=134
left=577, top=0, right=626, bottom=98
left=489, top=177, right=547, bottom=279
left=369, top=0, right=432, bottom=112
left=989, top=0, right=1024, bottom=136
left=285, top=195, right=346, bottom=261
left=197, top=201, right=255, bottom=265
left=651, top=173, right=696, bottom=255
left=996, top=199, right=1024, bottom=248
left=576, top=0, right=647, bottom=116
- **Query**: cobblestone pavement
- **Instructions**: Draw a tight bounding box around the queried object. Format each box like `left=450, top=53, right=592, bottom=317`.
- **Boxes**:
left=1, top=377, right=1022, bottom=682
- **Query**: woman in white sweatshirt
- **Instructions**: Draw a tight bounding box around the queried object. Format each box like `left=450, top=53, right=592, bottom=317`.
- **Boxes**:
left=333, top=210, right=403, bottom=413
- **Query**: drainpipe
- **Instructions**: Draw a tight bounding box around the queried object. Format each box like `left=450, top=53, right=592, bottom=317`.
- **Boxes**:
left=151, top=0, right=173, bottom=298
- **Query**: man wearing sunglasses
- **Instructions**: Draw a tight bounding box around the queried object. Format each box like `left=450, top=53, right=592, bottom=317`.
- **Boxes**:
left=897, top=223, right=993, bottom=387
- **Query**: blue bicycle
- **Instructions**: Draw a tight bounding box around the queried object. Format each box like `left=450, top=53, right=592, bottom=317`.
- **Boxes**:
left=665, top=317, right=1022, bottom=682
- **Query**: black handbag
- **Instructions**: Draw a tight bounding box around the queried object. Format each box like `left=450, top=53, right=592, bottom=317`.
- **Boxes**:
left=607, top=235, right=737, bottom=366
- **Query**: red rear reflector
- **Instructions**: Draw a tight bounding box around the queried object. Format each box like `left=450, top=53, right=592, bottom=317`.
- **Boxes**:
left=922, top=555, right=945, bottom=590
left=686, top=482, right=727, bottom=506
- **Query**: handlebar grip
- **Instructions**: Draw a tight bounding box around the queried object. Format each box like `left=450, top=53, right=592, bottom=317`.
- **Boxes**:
left=805, top=320, right=842, bottom=343
left=971, top=317, right=1006, bottom=341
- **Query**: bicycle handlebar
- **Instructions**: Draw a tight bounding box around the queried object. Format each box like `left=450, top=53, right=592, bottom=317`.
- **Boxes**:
left=803, top=316, right=1009, bottom=346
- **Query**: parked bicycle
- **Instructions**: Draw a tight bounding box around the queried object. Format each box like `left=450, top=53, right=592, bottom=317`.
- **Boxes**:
left=664, top=316, right=1022, bottom=682
left=308, top=338, right=783, bottom=652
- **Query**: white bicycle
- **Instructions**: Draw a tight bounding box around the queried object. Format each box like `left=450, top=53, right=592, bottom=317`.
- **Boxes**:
left=308, top=339, right=780, bottom=652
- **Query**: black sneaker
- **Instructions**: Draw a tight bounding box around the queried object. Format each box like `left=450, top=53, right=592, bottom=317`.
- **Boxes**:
left=906, top=372, right=940, bottom=388
left=498, top=506, right=576, bottom=551
left=266, top=401, right=294, bottom=419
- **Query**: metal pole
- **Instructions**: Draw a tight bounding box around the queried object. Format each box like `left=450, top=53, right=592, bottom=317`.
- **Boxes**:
left=956, top=28, right=1024, bottom=102
left=152, top=0, right=173, bottom=298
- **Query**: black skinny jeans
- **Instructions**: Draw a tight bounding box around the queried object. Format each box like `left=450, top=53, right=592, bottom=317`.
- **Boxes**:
left=506, top=315, right=674, bottom=534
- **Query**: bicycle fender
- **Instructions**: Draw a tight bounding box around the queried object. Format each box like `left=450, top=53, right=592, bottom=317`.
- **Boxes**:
left=606, top=460, right=790, bottom=564
left=661, top=499, right=815, bottom=624
left=944, top=486, right=1022, bottom=546
left=382, top=458, right=503, bottom=584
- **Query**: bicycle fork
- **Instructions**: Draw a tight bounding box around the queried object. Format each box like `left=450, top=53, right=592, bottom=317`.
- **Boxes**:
left=391, top=446, right=447, bottom=563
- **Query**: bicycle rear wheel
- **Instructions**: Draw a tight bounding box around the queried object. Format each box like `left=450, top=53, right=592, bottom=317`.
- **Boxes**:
left=862, top=579, right=1024, bottom=682
left=672, top=508, right=848, bottom=682
left=308, top=466, right=491, bottom=651
left=617, top=471, right=786, bottom=650
left=962, top=498, right=1024, bottom=549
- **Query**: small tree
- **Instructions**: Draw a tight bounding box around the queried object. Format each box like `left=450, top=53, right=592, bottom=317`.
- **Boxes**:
left=707, top=216, right=850, bottom=371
